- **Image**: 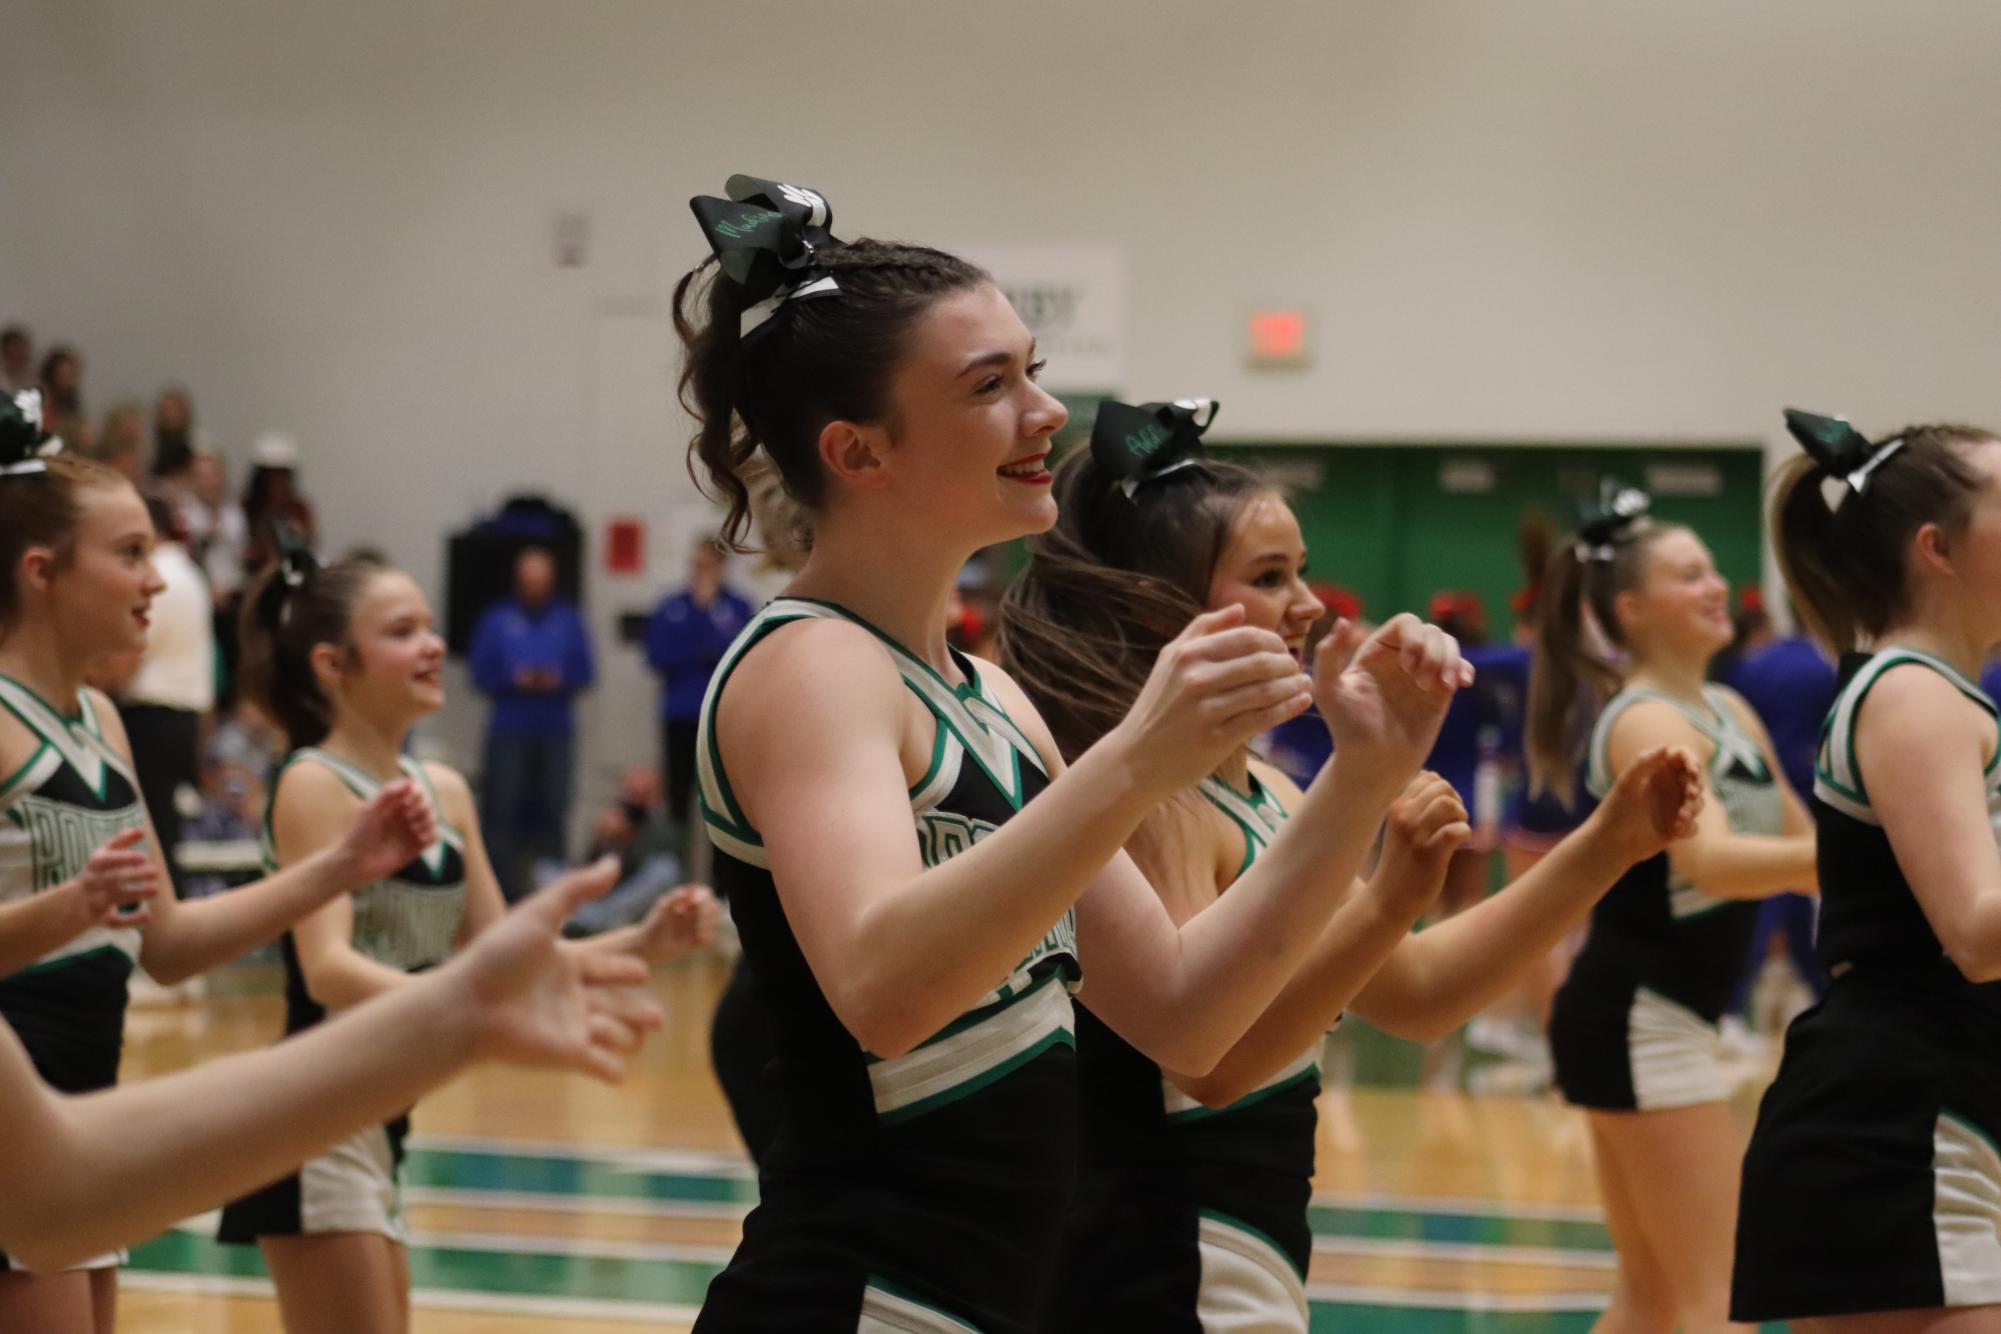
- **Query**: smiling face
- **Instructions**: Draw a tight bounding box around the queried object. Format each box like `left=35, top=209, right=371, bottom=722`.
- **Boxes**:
left=1203, top=492, right=1323, bottom=662
left=1616, top=526, right=1732, bottom=664
left=873, top=282, right=1069, bottom=547
left=316, top=569, right=447, bottom=730
left=41, top=480, right=165, bottom=662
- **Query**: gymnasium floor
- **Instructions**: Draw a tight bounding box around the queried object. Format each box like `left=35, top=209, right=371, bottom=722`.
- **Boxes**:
left=116, top=954, right=1775, bottom=1333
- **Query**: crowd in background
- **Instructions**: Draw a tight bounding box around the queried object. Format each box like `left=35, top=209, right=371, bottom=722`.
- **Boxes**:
left=1, top=316, right=1840, bottom=1064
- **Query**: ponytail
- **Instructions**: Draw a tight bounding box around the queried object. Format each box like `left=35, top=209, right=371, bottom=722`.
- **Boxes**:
left=237, top=556, right=383, bottom=748
left=674, top=239, right=991, bottom=551
left=1772, top=425, right=1992, bottom=655
left=1525, top=522, right=1667, bottom=806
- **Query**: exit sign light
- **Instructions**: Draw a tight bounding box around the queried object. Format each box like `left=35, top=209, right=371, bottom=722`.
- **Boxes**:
left=1248, top=309, right=1310, bottom=368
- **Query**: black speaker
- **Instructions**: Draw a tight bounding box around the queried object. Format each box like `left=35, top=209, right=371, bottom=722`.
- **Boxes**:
left=444, top=496, right=584, bottom=655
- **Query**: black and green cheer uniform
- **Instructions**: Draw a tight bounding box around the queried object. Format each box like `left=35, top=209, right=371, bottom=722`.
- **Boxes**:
left=692, top=599, right=1080, bottom=1334
left=1735, top=649, right=2001, bottom=1320
left=0, top=677, right=149, bottom=1271
left=219, top=748, right=467, bottom=1246
left=1046, top=771, right=1322, bottom=1333
left=1548, top=684, right=1783, bottom=1111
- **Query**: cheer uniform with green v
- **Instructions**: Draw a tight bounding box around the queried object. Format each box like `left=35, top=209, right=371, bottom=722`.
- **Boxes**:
left=691, top=599, right=1080, bottom=1334
left=218, top=748, right=466, bottom=1246
left=0, top=677, right=148, bottom=1271
left=1044, top=770, right=1322, bottom=1333
left=1547, top=684, right=1783, bottom=1111
left=1735, top=650, right=2001, bottom=1320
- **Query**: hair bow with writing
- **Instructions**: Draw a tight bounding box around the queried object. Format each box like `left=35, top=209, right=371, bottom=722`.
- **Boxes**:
left=1090, top=398, right=1220, bottom=501
left=689, top=175, right=842, bottom=339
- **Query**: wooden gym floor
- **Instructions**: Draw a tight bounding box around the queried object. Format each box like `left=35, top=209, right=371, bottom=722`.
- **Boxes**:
left=112, top=953, right=1780, bottom=1333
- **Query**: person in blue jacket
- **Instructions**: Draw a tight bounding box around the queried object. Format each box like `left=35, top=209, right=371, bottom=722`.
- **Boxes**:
left=646, top=536, right=754, bottom=830
left=468, top=546, right=595, bottom=900
left=1718, top=587, right=1834, bottom=1013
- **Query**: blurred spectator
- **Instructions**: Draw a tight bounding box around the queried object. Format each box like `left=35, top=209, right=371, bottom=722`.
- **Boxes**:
left=182, top=702, right=285, bottom=899
left=949, top=560, right=999, bottom=658
left=565, top=766, right=692, bottom=936
left=470, top=546, right=596, bottom=901
left=181, top=450, right=252, bottom=708
left=0, top=324, right=32, bottom=393
left=92, top=400, right=148, bottom=483
left=152, top=386, right=195, bottom=477
left=645, top=537, right=753, bottom=828
left=118, top=497, right=217, bottom=899
left=1718, top=588, right=1834, bottom=1018
left=240, top=433, right=317, bottom=574
left=37, top=344, right=84, bottom=448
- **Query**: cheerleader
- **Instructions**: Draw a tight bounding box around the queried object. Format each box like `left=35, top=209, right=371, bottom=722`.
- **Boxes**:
left=1734, top=413, right=2001, bottom=1328
left=676, top=176, right=1466, bottom=1333
left=1002, top=399, right=1701, bottom=1331
left=0, top=389, right=438, bottom=1332
left=1528, top=479, right=1817, bottom=1332
left=215, top=537, right=714, bottom=1334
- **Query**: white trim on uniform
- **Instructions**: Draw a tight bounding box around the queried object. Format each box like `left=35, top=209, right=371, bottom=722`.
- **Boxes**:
left=0, top=676, right=136, bottom=797
left=299, top=1122, right=408, bottom=1242
left=1626, top=987, right=1727, bottom=1110
left=858, top=1279, right=982, bottom=1333
left=866, top=973, right=1073, bottom=1123
left=1933, top=1111, right=2001, bottom=1307
left=1164, top=1044, right=1321, bottom=1120
left=1195, top=1212, right=1310, bottom=1332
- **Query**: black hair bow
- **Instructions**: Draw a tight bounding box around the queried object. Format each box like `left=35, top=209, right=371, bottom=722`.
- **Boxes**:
left=689, top=175, right=842, bottom=339
left=273, top=519, right=319, bottom=590
left=1574, top=479, right=1651, bottom=564
left=1090, top=398, right=1220, bottom=501
left=0, top=389, right=62, bottom=478
left=1783, top=408, right=1907, bottom=511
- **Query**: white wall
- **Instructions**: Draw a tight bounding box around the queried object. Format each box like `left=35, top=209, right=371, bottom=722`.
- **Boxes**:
left=4, top=0, right=1999, bottom=796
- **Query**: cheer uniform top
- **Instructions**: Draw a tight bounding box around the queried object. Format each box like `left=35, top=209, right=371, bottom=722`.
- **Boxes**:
left=0, top=679, right=147, bottom=1271
left=1548, top=684, right=1783, bottom=1111
left=691, top=599, right=1080, bottom=1334
left=1045, top=770, right=1322, bottom=1333
left=218, top=748, right=467, bottom=1245
left=1735, top=649, right=2001, bottom=1319
left=0, top=677, right=148, bottom=1095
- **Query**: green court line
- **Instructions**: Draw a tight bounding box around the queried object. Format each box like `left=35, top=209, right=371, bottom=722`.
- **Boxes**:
left=126, top=1229, right=1788, bottom=1332
left=402, top=1145, right=759, bottom=1206
left=1307, top=1203, right=1611, bottom=1253
left=396, top=1143, right=1613, bottom=1252
left=130, top=1229, right=722, bottom=1307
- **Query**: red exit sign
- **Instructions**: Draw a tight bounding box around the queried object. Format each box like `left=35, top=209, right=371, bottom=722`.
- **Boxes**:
left=1247, top=309, right=1309, bottom=368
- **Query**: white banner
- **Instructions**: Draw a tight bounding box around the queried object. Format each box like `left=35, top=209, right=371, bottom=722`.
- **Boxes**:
left=962, top=243, right=1125, bottom=394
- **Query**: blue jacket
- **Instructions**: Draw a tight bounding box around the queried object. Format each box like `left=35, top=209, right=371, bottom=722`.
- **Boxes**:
left=646, top=587, right=755, bottom=722
left=1721, top=635, right=1836, bottom=800
left=469, top=598, right=596, bottom=738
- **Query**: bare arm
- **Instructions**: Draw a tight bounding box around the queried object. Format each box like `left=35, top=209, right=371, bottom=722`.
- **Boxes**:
left=0, top=865, right=659, bottom=1272
left=88, top=696, right=437, bottom=986
left=1860, top=665, right=2001, bottom=982
left=0, top=829, right=159, bottom=977
left=1167, top=772, right=1468, bottom=1106
left=1352, top=746, right=1704, bottom=1040
left=737, top=608, right=1312, bottom=1060
left=1611, top=699, right=1815, bottom=900
left=280, top=762, right=506, bottom=1013
left=1062, top=615, right=1470, bottom=1075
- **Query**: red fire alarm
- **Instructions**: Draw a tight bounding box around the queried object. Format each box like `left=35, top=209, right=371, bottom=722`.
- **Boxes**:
left=1247, top=309, right=1310, bottom=368
left=605, top=518, right=645, bottom=574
